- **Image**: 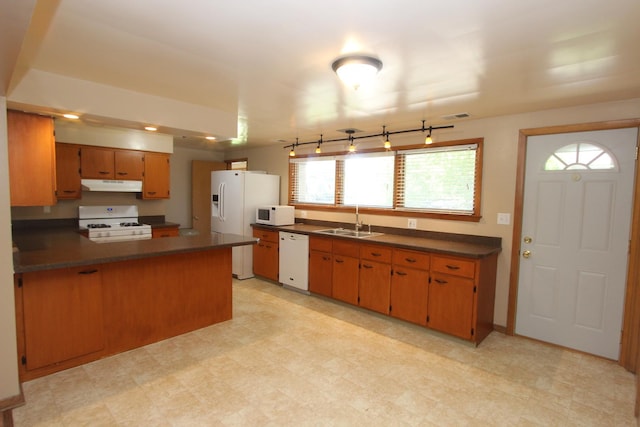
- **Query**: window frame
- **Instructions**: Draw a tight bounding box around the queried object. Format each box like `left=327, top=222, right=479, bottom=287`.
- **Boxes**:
left=289, top=137, right=484, bottom=222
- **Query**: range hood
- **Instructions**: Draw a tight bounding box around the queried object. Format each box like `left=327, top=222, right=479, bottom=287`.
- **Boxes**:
left=81, top=179, right=143, bottom=192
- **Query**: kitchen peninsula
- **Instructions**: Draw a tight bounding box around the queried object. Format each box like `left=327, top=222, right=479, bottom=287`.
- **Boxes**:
left=12, top=226, right=256, bottom=380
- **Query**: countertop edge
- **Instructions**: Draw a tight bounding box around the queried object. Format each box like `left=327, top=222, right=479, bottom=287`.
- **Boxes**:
left=253, top=222, right=502, bottom=259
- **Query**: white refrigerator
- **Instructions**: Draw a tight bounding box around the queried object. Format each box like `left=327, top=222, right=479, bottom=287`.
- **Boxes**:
left=211, top=170, right=280, bottom=279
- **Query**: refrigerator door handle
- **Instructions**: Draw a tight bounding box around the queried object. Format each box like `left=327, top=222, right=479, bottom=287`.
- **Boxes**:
left=219, top=182, right=225, bottom=221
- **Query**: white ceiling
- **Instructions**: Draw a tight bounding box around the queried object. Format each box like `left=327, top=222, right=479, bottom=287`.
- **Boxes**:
left=4, top=0, right=640, bottom=151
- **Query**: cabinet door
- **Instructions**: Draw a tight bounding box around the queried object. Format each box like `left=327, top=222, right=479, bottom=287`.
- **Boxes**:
left=428, top=273, right=475, bottom=340
left=253, top=241, right=279, bottom=281
left=7, top=110, right=57, bottom=206
left=143, top=153, right=171, bottom=199
left=55, top=143, right=82, bottom=199
left=390, top=267, right=429, bottom=325
left=80, top=146, right=115, bottom=179
left=359, top=259, right=391, bottom=314
left=309, top=250, right=332, bottom=297
left=332, top=255, right=359, bottom=305
left=21, top=266, right=104, bottom=371
left=115, top=150, right=144, bottom=180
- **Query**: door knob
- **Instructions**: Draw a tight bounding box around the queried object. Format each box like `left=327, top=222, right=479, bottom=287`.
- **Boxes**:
left=523, top=236, right=532, bottom=244
left=522, top=250, right=531, bottom=259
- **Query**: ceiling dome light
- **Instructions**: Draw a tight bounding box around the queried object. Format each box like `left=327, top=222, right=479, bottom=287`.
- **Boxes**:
left=206, top=136, right=216, bottom=140
left=332, top=54, right=382, bottom=90
left=63, top=113, right=79, bottom=120
left=144, top=126, right=157, bottom=131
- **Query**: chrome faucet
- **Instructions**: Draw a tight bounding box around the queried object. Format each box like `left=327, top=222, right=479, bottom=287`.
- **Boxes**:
left=355, top=205, right=363, bottom=231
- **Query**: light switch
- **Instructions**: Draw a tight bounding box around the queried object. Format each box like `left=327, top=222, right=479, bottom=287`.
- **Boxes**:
left=497, top=213, right=511, bottom=225
left=407, top=218, right=417, bottom=229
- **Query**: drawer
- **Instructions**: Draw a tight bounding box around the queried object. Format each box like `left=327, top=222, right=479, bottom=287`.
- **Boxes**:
left=431, top=255, right=475, bottom=279
left=333, top=240, right=360, bottom=258
left=360, top=244, right=392, bottom=263
left=310, top=236, right=332, bottom=252
left=252, top=228, right=279, bottom=243
left=392, top=249, right=430, bottom=270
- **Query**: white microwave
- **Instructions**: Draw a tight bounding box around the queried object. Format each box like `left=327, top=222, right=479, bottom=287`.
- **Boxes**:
left=256, top=205, right=295, bottom=226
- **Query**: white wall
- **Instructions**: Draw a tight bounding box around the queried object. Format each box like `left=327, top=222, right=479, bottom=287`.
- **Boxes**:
left=165, top=145, right=224, bottom=228
left=0, top=97, right=21, bottom=401
left=235, top=98, right=640, bottom=328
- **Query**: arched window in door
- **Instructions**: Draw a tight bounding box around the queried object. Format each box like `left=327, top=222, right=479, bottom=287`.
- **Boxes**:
left=544, top=142, right=616, bottom=171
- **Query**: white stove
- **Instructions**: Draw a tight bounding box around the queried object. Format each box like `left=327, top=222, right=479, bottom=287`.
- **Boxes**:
left=79, top=205, right=152, bottom=243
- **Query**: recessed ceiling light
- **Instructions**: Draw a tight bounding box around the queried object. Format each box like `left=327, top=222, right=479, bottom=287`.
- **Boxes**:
left=144, top=126, right=157, bottom=131
left=63, top=113, right=79, bottom=119
left=206, top=136, right=216, bottom=140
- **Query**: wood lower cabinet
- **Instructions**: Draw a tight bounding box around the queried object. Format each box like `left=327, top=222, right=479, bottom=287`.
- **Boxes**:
left=253, top=228, right=279, bottom=281
left=55, top=143, right=82, bottom=199
left=19, top=266, right=104, bottom=372
left=358, top=244, right=392, bottom=315
left=152, top=226, right=179, bottom=238
left=307, top=234, right=498, bottom=345
left=332, top=240, right=360, bottom=305
left=427, top=254, right=498, bottom=343
left=8, top=110, right=57, bottom=206
left=15, top=248, right=232, bottom=381
left=309, top=236, right=333, bottom=297
left=390, top=249, right=430, bottom=325
left=142, top=152, right=171, bottom=199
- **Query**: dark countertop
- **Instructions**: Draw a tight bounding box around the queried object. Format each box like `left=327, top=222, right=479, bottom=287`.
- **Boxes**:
left=254, top=222, right=501, bottom=259
left=12, top=227, right=257, bottom=273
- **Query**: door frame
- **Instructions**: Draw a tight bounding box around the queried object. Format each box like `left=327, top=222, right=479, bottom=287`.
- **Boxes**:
left=506, top=118, right=640, bottom=371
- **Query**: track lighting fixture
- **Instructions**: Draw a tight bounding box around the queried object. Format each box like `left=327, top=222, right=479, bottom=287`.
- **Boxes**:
left=422, top=120, right=433, bottom=144
left=332, top=54, right=383, bottom=90
left=282, top=121, right=453, bottom=155
left=383, top=125, right=391, bottom=149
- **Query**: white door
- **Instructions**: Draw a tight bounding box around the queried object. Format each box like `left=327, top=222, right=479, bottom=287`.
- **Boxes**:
left=516, top=128, right=637, bottom=359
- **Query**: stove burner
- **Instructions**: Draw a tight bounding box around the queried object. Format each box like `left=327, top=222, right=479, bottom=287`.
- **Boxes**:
left=87, top=224, right=111, bottom=229
left=120, top=222, right=142, bottom=227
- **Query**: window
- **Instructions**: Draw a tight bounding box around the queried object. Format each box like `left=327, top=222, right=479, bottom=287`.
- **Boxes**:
left=544, top=143, right=615, bottom=171
left=289, top=138, right=483, bottom=221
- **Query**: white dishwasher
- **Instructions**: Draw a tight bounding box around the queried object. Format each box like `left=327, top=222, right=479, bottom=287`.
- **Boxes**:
left=278, top=232, right=309, bottom=293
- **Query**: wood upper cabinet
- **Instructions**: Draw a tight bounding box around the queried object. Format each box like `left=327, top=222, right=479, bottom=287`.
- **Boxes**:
left=18, top=266, right=104, bottom=372
left=115, top=150, right=144, bottom=180
left=309, top=236, right=333, bottom=297
left=80, top=147, right=144, bottom=180
left=80, top=146, right=114, bottom=179
left=142, top=152, right=171, bottom=199
left=332, top=240, right=360, bottom=305
left=252, top=228, right=279, bottom=281
left=358, top=244, right=392, bottom=315
left=55, top=143, right=81, bottom=199
left=7, top=110, right=57, bottom=206
left=390, top=249, right=430, bottom=325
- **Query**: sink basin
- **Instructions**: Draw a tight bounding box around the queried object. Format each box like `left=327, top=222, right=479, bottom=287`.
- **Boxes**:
left=315, top=228, right=383, bottom=239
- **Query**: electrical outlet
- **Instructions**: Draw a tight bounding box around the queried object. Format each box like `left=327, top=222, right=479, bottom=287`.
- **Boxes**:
left=407, top=218, right=417, bottom=229
left=497, top=213, right=511, bottom=225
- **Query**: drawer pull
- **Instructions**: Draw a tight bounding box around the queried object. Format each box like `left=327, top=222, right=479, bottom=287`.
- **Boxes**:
left=78, top=269, right=98, bottom=275
left=63, top=190, right=77, bottom=193
left=99, top=171, right=110, bottom=175
left=405, top=258, right=417, bottom=263
left=370, top=252, right=382, bottom=257
left=362, top=264, right=373, bottom=269
left=435, top=278, right=448, bottom=284
left=322, top=256, right=331, bottom=261
left=335, top=259, right=344, bottom=264
left=445, top=264, right=460, bottom=270
left=396, top=271, right=407, bottom=276
left=147, top=191, right=157, bottom=195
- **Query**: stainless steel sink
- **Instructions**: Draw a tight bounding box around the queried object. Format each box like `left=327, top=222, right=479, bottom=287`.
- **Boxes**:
left=315, top=228, right=383, bottom=239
